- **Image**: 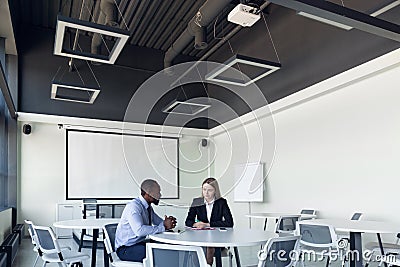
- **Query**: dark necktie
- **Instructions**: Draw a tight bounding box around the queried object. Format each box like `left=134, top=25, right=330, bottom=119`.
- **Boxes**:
left=147, top=206, right=152, bottom=225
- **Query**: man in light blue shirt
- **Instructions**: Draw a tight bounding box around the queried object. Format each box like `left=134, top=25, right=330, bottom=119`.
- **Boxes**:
left=115, top=179, right=176, bottom=262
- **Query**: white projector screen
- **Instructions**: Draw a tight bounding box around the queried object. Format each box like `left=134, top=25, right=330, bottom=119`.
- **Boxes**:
left=67, top=130, right=179, bottom=199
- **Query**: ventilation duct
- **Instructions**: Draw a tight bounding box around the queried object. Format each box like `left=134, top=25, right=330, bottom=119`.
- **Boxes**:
left=164, top=0, right=232, bottom=69
left=91, top=0, right=121, bottom=56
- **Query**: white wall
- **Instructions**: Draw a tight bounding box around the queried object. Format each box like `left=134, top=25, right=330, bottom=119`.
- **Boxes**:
left=213, top=51, right=400, bottom=242
left=18, top=117, right=211, bottom=228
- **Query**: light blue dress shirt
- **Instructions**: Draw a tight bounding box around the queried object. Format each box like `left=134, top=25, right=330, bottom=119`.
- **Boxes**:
left=115, top=196, right=165, bottom=249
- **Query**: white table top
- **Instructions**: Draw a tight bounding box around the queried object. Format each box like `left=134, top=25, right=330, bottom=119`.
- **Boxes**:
left=300, top=219, right=400, bottom=234
left=53, top=218, right=120, bottom=229
left=245, top=212, right=316, bottom=220
left=150, top=228, right=278, bottom=247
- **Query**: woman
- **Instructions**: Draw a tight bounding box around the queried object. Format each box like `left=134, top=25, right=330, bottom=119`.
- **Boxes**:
left=185, top=177, right=234, bottom=266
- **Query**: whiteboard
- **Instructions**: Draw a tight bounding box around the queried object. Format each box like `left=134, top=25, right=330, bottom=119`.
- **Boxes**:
left=67, top=130, right=179, bottom=199
left=234, top=162, right=264, bottom=202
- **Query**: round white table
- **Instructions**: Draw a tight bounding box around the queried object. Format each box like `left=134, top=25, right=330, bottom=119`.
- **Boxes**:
left=245, top=212, right=317, bottom=230
left=54, top=218, right=120, bottom=229
left=150, top=228, right=278, bottom=267
left=53, top=219, right=120, bottom=267
left=300, top=219, right=400, bottom=267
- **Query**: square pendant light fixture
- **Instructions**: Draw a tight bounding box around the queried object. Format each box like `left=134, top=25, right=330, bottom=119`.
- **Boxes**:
left=51, top=82, right=100, bottom=104
left=297, top=11, right=353, bottom=30
left=54, top=15, right=130, bottom=64
left=206, top=54, right=281, bottom=87
left=162, top=100, right=211, bottom=116
left=269, top=0, right=400, bottom=42
left=297, top=0, right=400, bottom=31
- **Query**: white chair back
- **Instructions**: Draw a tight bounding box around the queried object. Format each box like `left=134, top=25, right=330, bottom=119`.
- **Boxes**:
left=351, top=213, right=363, bottom=220
left=32, top=225, right=62, bottom=255
left=257, top=235, right=300, bottom=267
left=145, top=243, right=208, bottom=267
left=275, top=215, right=301, bottom=235
left=296, top=221, right=338, bottom=249
left=300, top=209, right=316, bottom=215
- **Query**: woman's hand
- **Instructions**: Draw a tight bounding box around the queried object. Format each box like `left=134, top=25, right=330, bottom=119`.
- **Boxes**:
left=192, top=222, right=210, bottom=228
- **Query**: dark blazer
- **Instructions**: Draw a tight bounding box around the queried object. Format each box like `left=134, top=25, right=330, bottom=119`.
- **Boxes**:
left=185, top=197, right=234, bottom=228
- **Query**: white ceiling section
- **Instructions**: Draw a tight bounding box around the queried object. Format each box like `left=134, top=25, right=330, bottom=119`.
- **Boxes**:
left=0, top=0, right=16, bottom=55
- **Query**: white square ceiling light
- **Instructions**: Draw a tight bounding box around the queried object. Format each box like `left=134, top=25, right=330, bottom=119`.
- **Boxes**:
left=162, top=100, right=210, bottom=116
left=51, top=82, right=100, bottom=104
left=54, top=15, right=130, bottom=64
left=206, top=54, right=281, bottom=86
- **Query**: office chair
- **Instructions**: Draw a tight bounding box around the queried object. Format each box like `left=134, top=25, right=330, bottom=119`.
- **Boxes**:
left=247, top=235, right=301, bottom=267
left=300, top=210, right=316, bottom=215
left=296, top=221, right=346, bottom=267
left=103, top=223, right=143, bottom=267
left=350, top=213, right=363, bottom=220
left=275, top=215, right=301, bottom=236
left=32, top=224, right=89, bottom=267
left=144, top=242, right=209, bottom=267
left=25, top=220, right=71, bottom=267
left=365, top=233, right=400, bottom=267
left=300, top=209, right=317, bottom=220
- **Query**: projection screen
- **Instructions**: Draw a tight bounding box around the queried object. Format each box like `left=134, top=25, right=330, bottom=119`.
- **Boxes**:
left=67, top=130, right=179, bottom=199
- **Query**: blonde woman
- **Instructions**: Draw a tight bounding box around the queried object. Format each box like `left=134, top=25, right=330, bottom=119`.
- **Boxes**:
left=185, top=178, right=234, bottom=266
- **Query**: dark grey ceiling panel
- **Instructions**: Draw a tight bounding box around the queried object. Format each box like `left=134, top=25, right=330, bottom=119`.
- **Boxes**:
left=12, top=0, right=400, bottom=129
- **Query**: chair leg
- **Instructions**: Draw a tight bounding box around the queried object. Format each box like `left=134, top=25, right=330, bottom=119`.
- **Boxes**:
left=42, top=261, right=47, bottom=267
left=78, top=229, right=86, bottom=252
left=325, top=257, right=330, bottom=267
left=33, top=255, right=39, bottom=267
left=301, top=254, right=305, bottom=267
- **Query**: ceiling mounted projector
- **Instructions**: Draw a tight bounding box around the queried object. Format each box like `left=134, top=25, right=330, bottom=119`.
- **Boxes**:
left=228, top=4, right=261, bottom=27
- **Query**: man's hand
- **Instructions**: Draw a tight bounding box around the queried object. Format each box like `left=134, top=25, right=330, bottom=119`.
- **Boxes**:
left=192, top=221, right=210, bottom=228
left=164, top=215, right=177, bottom=230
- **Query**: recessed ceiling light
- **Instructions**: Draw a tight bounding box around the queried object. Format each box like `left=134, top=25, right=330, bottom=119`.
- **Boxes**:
left=54, top=15, right=130, bottom=64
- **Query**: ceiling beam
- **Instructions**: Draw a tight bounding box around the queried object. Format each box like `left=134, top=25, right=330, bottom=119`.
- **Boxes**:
left=268, top=0, right=400, bottom=42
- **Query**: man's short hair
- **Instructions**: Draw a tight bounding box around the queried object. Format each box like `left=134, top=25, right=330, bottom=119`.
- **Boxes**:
left=140, top=179, right=159, bottom=196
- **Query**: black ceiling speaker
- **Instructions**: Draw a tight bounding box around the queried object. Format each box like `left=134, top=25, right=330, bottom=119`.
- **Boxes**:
left=201, top=139, right=208, bottom=147
left=23, top=124, right=31, bottom=135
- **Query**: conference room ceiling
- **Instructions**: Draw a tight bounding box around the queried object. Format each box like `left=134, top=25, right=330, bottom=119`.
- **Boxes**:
left=13, top=0, right=400, bottom=129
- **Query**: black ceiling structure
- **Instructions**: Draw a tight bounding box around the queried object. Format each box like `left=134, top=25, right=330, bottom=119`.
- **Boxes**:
left=12, top=0, right=400, bottom=129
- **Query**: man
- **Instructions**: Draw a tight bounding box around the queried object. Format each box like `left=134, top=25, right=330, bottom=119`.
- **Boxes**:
left=115, top=179, right=176, bottom=262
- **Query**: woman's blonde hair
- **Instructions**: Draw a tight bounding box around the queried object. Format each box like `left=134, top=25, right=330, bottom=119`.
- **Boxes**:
left=202, top=177, right=221, bottom=199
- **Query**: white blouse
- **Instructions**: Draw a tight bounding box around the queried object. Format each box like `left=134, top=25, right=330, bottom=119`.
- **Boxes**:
left=204, top=198, right=215, bottom=222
